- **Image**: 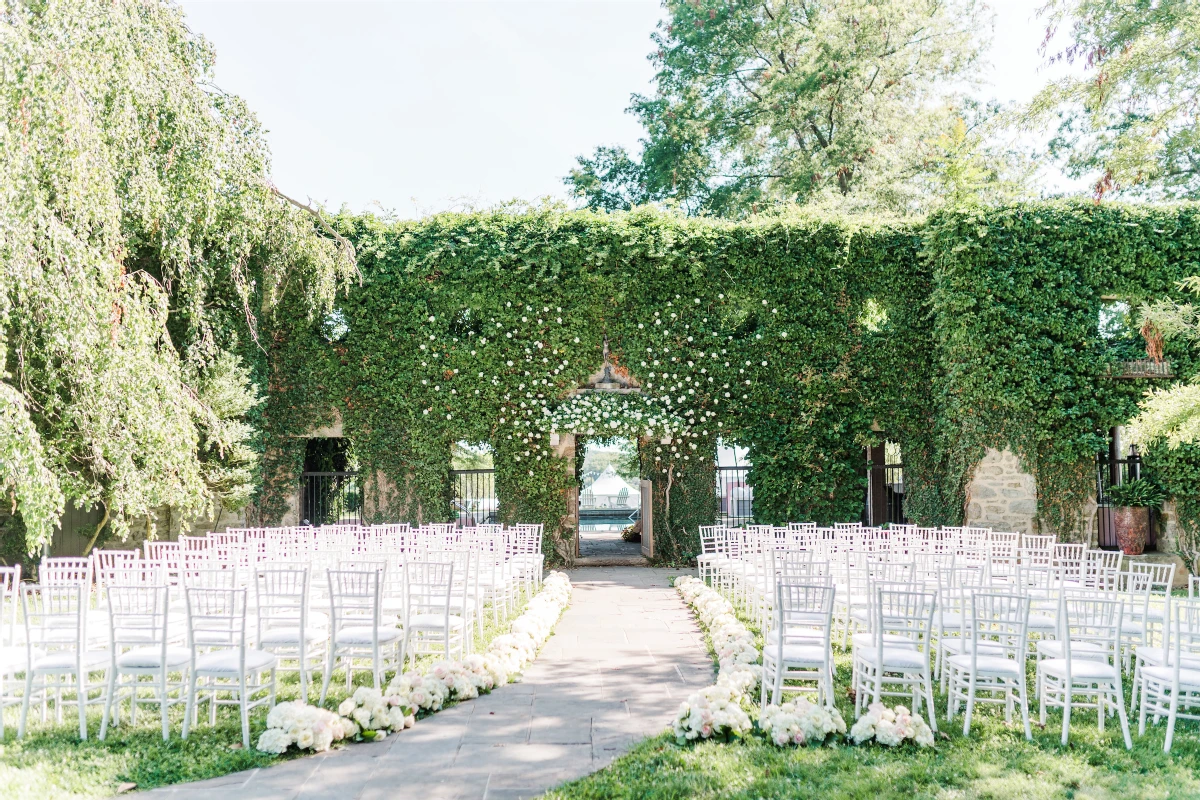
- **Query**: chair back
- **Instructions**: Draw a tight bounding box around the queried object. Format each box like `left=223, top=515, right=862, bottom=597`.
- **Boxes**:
left=40, top=557, right=92, bottom=587
left=22, top=583, right=87, bottom=654
left=0, top=565, right=21, bottom=646
left=1058, top=595, right=1122, bottom=665
left=404, top=561, right=454, bottom=621
left=968, top=592, right=1031, bottom=664
left=107, top=584, right=173, bottom=653
left=775, top=581, right=835, bottom=652
left=327, top=569, right=384, bottom=633
left=255, top=567, right=310, bottom=635
left=873, top=587, right=936, bottom=652
left=184, top=586, right=249, bottom=652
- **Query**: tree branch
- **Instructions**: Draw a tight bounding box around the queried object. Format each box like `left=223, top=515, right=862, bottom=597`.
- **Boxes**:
left=269, top=184, right=360, bottom=273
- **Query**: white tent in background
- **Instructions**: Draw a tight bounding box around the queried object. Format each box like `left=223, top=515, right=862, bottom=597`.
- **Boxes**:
left=581, top=466, right=640, bottom=509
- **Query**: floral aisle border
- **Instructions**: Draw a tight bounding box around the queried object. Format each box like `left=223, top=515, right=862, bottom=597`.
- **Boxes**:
left=673, top=576, right=930, bottom=749
left=257, top=571, right=572, bottom=754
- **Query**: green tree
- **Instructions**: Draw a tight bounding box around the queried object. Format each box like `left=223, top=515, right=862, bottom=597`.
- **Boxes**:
left=0, top=0, right=355, bottom=551
left=1031, top=0, right=1200, bottom=199
left=566, top=0, right=994, bottom=216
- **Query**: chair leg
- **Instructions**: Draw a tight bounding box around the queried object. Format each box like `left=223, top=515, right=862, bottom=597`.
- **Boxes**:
left=963, top=672, right=977, bottom=736
left=1114, top=681, right=1133, bottom=750
left=77, top=669, right=89, bottom=740
left=182, top=672, right=198, bottom=740
left=100, top=670, right=117, bottom=741
left=1164, top=685, right=1180, bottom=753
left=1019, top=675, right=1032, bottom=741
left=18, top=672, right=34, bottom=739
left=160, top=669, right=170, bottom=741
left=1061, top=689, right=1072, bottom=747
left=923, top=670, right=938, bottom=733
left=319, top=647, right=334, bottom=706
left=238, top=676, right=250, bottom=749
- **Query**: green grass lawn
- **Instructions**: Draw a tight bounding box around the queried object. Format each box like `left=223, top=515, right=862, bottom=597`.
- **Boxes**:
left=545, top=588, right=1200, bottom=800
left=0, top=598, right=529, bottom=799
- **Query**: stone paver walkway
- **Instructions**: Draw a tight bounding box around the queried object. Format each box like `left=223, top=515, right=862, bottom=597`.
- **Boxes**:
left=146, top=567, right=712, bottom=800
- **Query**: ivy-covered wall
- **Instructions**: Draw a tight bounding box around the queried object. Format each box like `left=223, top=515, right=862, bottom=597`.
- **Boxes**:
left=256, top=201, right=1200, bottom=567
left=926, top=203, right=1200, bottom=542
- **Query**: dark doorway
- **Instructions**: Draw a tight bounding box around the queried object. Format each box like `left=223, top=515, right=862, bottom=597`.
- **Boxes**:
left=301, top=438, right=361, bottom=526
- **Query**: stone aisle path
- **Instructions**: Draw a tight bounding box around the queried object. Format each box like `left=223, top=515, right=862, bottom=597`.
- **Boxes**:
left=147, top=567, right=713, bottom=800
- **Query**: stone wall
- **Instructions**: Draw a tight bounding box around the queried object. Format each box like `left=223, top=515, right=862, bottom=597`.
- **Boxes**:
left=964, top=447, right=1038, bottom=534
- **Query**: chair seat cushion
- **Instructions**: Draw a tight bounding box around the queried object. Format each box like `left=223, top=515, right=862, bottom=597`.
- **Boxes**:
left=1142, top=665, right=1200, bottom=689
left=766, top=643, right=828, bottom=666
left=1027, top=613, right=1057, bottom=631
left=334, top=626, right=403, bottom=645
left=0, top=646, right=41, bottom=673
left=854, top=646, right=929, bottom=670
left=117, top=646, right=191, bottom=669
left=1035, top=640, right=1105, bottom=660
left=1039, top=657, right=1118, bottom=681
left=32, top=650, right=109, bottom=671
left=194, top=649, right=277, bottom=674
left=259, top=627, right=326, bottom=646
left=852, top=633, right=919, bottom=651
left=1135, top=648, right=1200, bottom=670
left=407, top=613, right=465, bottom=630
left=940, top=639, right=1006, bottom=657
left=947, top=654, right=1022, bottom=676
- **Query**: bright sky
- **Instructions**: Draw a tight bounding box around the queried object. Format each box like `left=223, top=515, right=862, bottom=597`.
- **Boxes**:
left=182, top=0, right=1079, bottom=217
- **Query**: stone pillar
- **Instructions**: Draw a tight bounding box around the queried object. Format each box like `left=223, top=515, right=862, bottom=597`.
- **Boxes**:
left=549, top=433, right=578, bottom=565
left=964, top=447, right=1038, bottom=534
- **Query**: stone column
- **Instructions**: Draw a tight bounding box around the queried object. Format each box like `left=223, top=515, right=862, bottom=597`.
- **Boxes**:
left=550, top=433, right=578, bottom=565
left=964, top=447, right=1038, bottom=534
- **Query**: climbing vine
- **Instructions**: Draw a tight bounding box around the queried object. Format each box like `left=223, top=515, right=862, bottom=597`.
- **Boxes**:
left=257, top=201, right=1200, bottom=563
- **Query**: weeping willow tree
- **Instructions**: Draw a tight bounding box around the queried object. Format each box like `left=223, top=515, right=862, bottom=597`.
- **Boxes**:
left=0, top=0, right=357, bottom=552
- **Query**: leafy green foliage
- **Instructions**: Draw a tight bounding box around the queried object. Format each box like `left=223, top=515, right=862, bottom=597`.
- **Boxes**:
left=1034, top=0, right=1200, bottom=199
left=565, top=0, right=1016, bottom=217
left=0, top=0, right=355, bottom=551
left=259, top=199, right=1200, bottom=558
left=262, top=209, right=932, bottom=562
left=1105, top=477, right=1166, bottom=508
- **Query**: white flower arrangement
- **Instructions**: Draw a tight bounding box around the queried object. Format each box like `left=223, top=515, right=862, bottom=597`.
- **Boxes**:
left=759, top=699, right=846, bottom=746
left=335, top=685, right=417, bottom=740
left=539, top=393, right=689, bottom=440
left=256, top=573, right=571, bottom=757
left=377, top=572, right=570, bottom=717
left=673, top=680, right=753, bottom=742
left=848, top=702, right=935, bottom=748
left=255, top=700, right=354, bottom=754
left=673, top=576, right=762, bottom=743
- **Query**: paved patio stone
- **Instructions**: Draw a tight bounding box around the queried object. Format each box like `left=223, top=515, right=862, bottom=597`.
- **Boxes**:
left=147, top=567, right=711, bottom=799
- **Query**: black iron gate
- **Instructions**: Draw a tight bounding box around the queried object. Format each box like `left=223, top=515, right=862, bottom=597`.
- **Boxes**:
left=864, top=444, right=906, bottom=526
left=451, top=468, right=497, bottom=525
left=301, top=471, right=362, bottom=526
left=1095, top=446, right=1157, bottom=551
left=716, top=466, right=753, bottom=527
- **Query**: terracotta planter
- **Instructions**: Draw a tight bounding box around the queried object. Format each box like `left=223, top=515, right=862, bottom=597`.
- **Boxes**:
left=1114, top=506, right=1149, bottom=555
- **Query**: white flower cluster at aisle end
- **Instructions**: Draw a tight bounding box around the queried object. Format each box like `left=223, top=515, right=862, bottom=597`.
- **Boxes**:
left=256, top=572, right=571, bottom=754
left=674, top=575, right=847, bottom=748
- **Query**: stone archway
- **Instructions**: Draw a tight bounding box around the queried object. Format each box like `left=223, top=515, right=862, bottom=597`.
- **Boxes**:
left=541, top=339, right=677, bottom=563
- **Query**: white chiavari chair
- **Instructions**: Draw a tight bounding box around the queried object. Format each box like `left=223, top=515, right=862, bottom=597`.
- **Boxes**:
left=1137, top=598, right=1200, bottom=752
left=946, top=592, right=1032, bottom=739
left=19, top=583, right=109, bottom=740
left=761, top=581, right=836, bottom=707
left=1037, top=595, right=1131, bottom=748
left=182, top=586, right=277, bottom=748
left=100, top=584, right=188, bottom=741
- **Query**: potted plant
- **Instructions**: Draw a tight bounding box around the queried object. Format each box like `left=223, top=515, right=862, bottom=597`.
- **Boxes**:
left=1104, top=478, right=1167, bottom=555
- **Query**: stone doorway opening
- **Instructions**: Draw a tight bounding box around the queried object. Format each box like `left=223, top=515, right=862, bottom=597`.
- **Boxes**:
left=577, top=437, right=642, bottom=558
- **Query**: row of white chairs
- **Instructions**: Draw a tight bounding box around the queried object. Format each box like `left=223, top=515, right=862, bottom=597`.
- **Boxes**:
left=0, top=522, right=545, bottom=745
left=705, top=522, right=1200, bottom=753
